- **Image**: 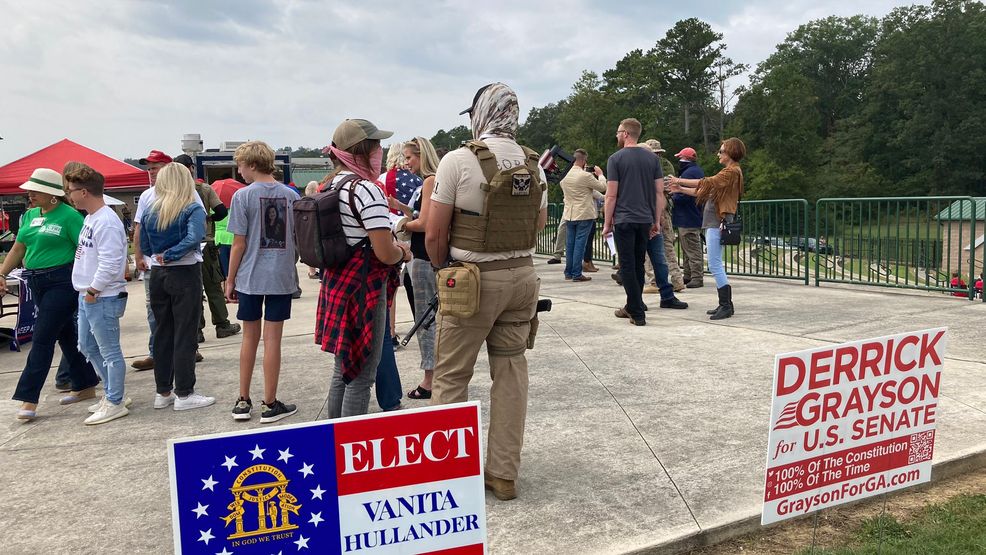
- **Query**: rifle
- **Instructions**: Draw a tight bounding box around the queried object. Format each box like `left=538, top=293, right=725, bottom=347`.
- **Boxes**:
left=401, top=296, right=553, bottom=347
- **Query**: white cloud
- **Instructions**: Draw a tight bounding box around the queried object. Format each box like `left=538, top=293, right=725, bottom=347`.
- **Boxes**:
left=0, top=0, right=927, bottom=164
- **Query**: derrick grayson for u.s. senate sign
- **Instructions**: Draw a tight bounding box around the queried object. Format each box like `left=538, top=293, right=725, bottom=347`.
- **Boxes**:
left=168, top=402, right=487, bottom=554
left=762, top=328, right=947, bottom=525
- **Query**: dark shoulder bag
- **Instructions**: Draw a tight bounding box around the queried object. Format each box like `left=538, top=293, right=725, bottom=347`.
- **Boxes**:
left=719, top=171, right=744, bottom=246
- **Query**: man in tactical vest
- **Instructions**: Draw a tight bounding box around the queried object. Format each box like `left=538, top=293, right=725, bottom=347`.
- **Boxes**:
left=426, top=83, right=548, bottom=501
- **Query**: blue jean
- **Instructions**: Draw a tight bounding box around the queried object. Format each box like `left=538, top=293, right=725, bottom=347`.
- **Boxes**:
left=78, top=294, right=128, bottom=404
left=646, top=234, right=675, bottom=301
left=12, top=265, right=99, bottom=404
left=143, top=275, right=156, bottom=357
left=565, top=219, right=594, bottom=279
left=375, top=308, right=403, bottom=411
left=705, top=227, right=729, bottom=288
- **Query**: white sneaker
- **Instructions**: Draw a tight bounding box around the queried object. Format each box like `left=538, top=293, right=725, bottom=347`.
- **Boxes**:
left=154, top=392, right=177, bottom=409
left=88, top=396, right=133, bottom=414
left=84, top=401, right=130, bottom=425
left=174, top=393, right=216, bottom=411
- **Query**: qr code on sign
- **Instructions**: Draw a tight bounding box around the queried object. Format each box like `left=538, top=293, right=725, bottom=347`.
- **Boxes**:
left=908, top=430, right=935, bottom=464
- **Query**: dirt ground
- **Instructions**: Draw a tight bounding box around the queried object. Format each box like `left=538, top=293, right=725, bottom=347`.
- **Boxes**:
left=688, top=462, right=986, bottom=554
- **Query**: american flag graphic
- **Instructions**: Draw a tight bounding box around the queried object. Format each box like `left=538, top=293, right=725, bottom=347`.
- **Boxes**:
left=394, top=169, right=421, bottom=208
left=772, top=401, right=800, bottom=430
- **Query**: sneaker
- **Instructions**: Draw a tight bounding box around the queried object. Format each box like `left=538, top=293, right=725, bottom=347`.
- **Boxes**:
left=131, top=357, right=154, bottom=371
left=546, top=258, right=562, bottom=265
left=260, top=400, right=297, bottom=424
left=84, top=401, right=129, bottom=425
left=154, top=392, right=177, bottom=409
left=216, top=323, right=242, bottom=339
left=232, top=397, right=253, bottom=421
left=174, top=393, right=216, bottom=411
left=88, top=396, right=133, bottom=413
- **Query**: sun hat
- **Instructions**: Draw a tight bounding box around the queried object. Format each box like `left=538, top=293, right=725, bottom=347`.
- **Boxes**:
left=20, top=168, right=65, bottom=197
left=332, top=119, right=394, bottom=151
left=643, top=139, right=666, bottom=154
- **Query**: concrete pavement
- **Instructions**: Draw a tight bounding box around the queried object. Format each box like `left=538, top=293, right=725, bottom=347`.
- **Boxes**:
left=1, top=259, right=985, bottom=554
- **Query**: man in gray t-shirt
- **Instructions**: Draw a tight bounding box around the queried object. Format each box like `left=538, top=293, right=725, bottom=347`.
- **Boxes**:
left=227, top=182, right=300, bottom=296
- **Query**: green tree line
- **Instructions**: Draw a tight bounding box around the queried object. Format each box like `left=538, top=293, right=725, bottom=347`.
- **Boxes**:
left=512, top=0, right=986, bottom=202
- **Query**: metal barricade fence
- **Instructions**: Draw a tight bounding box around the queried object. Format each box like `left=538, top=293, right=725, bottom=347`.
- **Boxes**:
left=723, top=199, right=811, bottom=284
left=815, top=197, right=980, bottom=298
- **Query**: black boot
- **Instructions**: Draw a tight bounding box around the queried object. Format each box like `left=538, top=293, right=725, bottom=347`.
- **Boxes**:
left=710, top=285, right=734, bottom=320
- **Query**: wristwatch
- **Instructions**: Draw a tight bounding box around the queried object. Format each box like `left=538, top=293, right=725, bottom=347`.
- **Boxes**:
left=86, top=287, right=100, bottom=297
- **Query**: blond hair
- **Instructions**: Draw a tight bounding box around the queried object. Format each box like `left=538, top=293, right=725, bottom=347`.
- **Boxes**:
left=405, top=137, right=440, bottom=178
left=305, top=180, right=319, bottom=196
left=233, top=141, right=276, bottom=175
left=385, top=142, right=405, bottom=170
left=152, top=163, right=197, bottom=231
left=620, top=118, right=642, bottom=139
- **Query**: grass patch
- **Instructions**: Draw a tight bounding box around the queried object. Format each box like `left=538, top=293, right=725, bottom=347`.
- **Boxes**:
left=798, top=494, right=986, bottom=554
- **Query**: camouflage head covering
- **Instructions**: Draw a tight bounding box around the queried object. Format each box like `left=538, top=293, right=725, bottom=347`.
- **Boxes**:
left=465, top=82, right=519, bottom=140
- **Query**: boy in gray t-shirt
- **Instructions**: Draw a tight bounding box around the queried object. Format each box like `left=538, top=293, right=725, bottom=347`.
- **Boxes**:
left=225, top=141, right=300, bottom=424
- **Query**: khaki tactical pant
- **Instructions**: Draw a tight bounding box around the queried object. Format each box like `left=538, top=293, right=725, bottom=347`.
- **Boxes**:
left=678, top=227, right=704, bottom=283
left=431, top=265, right=540, bottom=480
left=646, top=212, right=685, bottom=288
left=552, top=219, right=568, bottom=259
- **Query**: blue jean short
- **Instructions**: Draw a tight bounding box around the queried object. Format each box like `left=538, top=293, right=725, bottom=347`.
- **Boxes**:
left=236, top=292, right=292, bottom=322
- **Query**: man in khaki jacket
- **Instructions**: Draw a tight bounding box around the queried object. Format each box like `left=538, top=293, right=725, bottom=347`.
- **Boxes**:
left=560, top=149, right=606, bottom=281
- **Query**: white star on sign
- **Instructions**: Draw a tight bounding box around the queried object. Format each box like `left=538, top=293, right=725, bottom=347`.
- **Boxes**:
left=249, top=444, right=266, bottom=460
left=310, top=485, right=325, bottom=500
left=202, top=475, right=218, bottom=491
left=299, top=462, right=314, bottom=478
left=308, top=511, right=324, bottom=528
left=294, top=534, right=310, bottom=550
left=221, top=456, right=238, bottom=472
left=216, top=549, right=233, bottom=555
left=198, top=529, right=215, bottom=545
left=278, top=448, right=293, bottom=463
left=192, top=502, right=209, bottom=519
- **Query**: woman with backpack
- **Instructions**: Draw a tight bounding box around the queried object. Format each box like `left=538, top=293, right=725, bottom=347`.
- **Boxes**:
left=316, top=119, right=411, bottom=418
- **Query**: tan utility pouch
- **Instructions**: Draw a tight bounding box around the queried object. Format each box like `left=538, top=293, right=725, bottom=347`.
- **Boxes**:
left=436, top=262, right=481, bottom=318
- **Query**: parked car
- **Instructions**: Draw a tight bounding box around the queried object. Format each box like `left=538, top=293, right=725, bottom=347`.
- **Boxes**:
left=791, top=236, right=834, bottom=254
left=750, top=235, right=791, bottom=248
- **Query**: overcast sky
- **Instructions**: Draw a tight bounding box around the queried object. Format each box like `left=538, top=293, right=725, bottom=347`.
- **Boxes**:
left=0, top=0, right=925, bottom=165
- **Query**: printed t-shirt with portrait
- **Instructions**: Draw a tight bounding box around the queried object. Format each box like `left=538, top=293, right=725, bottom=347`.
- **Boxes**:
left=328, top=171, right=392, bottom=246
left=431, top=137, right=548, bottom=263
left=15, top=202, right=84, bottom=270
left=135, top=186, right=205, bottom=267
left=226, top=181, right=300, bottom=295
left=606, top=146, right=662, bottom=226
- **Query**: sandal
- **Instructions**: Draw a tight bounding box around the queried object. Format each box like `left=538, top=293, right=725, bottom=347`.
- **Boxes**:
left=16, top=409, right=37, bottom=421
left=407, top=386, right=432, bottom=400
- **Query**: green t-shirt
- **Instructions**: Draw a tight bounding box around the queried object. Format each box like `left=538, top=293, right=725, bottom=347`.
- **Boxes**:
left=15, top=203, right=84, bottom=269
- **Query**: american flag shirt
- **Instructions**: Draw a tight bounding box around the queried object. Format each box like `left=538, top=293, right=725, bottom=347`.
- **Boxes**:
left=384, top=168, right=422, bottom=214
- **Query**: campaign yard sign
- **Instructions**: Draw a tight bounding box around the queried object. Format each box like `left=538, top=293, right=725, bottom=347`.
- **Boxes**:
left=169, top=402, right=487, bottom=554
left=762, top=328, right=947, bottom=525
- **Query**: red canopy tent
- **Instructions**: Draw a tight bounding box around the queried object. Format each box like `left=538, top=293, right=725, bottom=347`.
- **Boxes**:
left=0, top=139, right=149, bottom=195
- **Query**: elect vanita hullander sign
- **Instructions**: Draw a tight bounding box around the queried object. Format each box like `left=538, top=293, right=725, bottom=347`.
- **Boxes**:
left=168, top=402, right=487, bottom=554
left=762, top=328, right=946, bottom=525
